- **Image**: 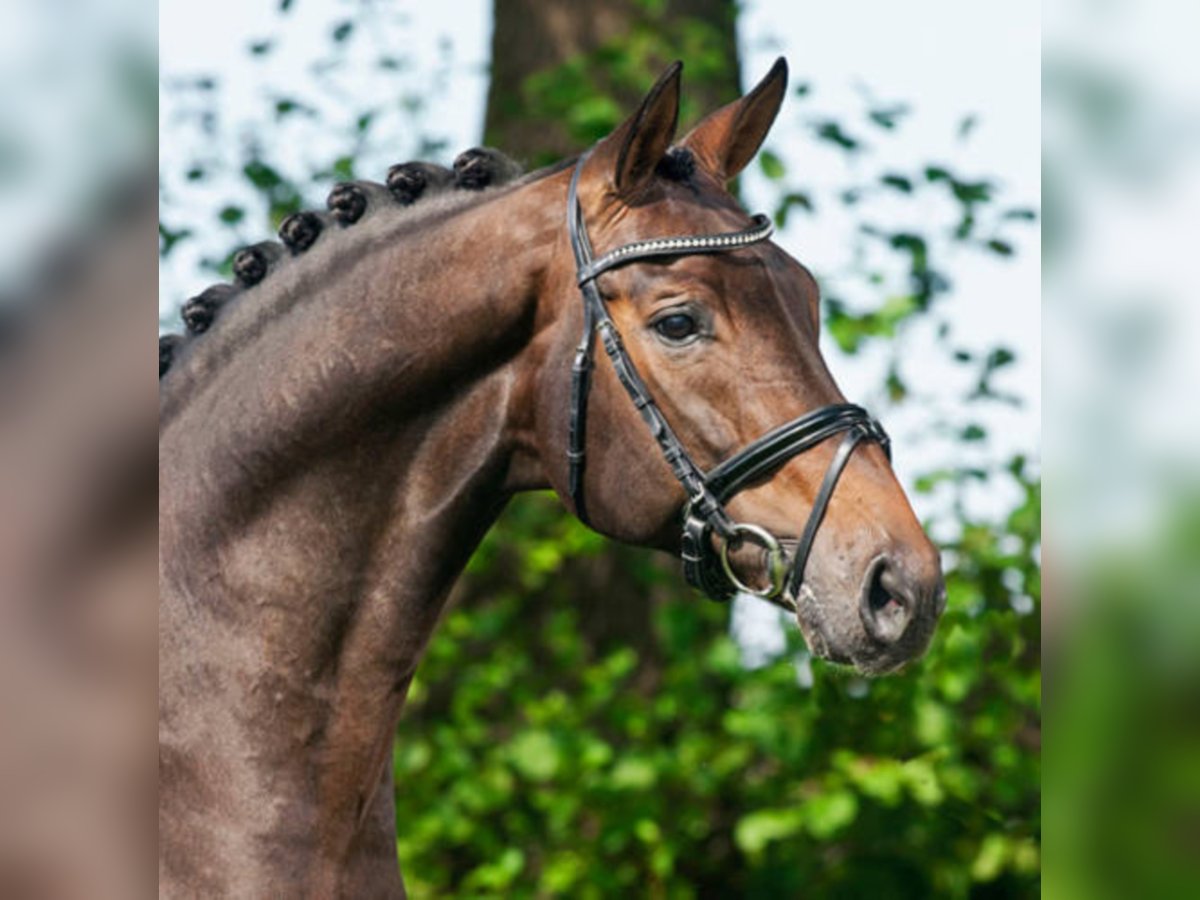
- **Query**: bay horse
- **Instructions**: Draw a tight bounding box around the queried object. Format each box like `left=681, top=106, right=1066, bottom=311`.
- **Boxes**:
left=159, top=59, right=944, bottom=897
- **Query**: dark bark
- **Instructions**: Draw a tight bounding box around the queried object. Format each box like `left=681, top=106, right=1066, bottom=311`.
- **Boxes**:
left=485, top=0, right=741, bottom=163
left=481, top=0, right=742, bottom=657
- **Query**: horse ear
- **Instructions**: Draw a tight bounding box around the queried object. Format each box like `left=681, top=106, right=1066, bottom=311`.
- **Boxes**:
left=584, top=61, right=683, bottom=197
left=680, top=57, right=788, bottom=183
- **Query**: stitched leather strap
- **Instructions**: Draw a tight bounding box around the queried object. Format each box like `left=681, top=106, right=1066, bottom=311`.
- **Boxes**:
left=706, top=404, right=890, bottom=502
left=785, top=428, right=866, bottom=598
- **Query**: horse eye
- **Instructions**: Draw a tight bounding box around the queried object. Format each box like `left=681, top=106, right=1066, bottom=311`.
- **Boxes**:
left=654, top=312, right=698, bottom=342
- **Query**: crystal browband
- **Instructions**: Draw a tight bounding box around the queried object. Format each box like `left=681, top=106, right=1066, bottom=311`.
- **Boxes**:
left=577, top=214, right=774, bottom=285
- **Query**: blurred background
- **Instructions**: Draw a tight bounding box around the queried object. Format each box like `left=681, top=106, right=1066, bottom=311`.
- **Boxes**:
left=1043, top=3, right=1200, bottom=899
left=1, top=1, right=156, bottom=898
left=161, top=0, right=1043, bottom=897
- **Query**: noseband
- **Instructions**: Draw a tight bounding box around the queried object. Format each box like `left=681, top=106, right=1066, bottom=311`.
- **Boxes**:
left=566, top=155, right=890, bottom=609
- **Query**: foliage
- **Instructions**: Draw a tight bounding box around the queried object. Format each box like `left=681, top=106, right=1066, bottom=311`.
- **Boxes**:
left=397, top=467, right=1039, bottom=897
left=494, top=3, right=738, bottom=165
left=159, top=3, right=1039, bottom=897
left=1044, top=490, right=1200, bottom=900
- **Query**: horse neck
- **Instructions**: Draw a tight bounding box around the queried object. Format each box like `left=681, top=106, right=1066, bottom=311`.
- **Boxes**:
left=161, top=173, right=569, bottom=598
left=159, top=174, right=570, bottom=890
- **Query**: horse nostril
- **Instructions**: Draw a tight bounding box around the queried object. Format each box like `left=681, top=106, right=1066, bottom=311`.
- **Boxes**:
left=860, top=559, right=914, bottom=644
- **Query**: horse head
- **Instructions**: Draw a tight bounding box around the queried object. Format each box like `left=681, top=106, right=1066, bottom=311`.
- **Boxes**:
left=533, top=61, right=945, bottom=673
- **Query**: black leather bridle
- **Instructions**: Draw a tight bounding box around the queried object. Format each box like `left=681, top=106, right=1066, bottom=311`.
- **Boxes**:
left=566, top=155, right=891, bottom=610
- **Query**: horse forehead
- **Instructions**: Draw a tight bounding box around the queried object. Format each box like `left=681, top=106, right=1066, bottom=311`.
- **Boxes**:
left=598, top=188, right=815, bottom=310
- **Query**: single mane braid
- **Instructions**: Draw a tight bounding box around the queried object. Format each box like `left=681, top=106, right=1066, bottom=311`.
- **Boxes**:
left=278, top=211, right=324, bottom=254
left=386, top=162, right=452, bottom=206
left=327, top=183, right=368, bottom=225
left=159, top=334, right=182, bottom=377
left=232, top=241, right=284, bottom=288
left=453, top=147, right=524, bottom=191
left=160, top=146, right=529, bottom=379
left=182, top=284, right=236, bottom=335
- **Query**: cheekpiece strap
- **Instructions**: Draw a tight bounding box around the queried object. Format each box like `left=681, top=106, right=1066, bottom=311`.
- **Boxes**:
left=565, top=154, right=774, bottom=535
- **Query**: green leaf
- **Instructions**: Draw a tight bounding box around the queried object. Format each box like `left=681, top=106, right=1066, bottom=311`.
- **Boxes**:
left=985, top=347, right=1017, bottom=372
left=868, top=104, right=910, bottom=130
left=774, top=191, right=814, bottom=227
left=878, top=294, right=918, bottom=327
left=464, top=847, right=526, bottom=891
left=880, top=173, right=913, bottom=192
left=971, top=833, right=1010, bottom=882
left=814, top=120, right=860, bottom=152
left=1002, top=207, right=1038, bottom=221
left=507, top=730, right=561, bottom=783
left=840, top=755, right=906, bottom=806
left=902, top=758, right=946, bottom=807
left=567, top=95, right=622, bottom=142
left=610, top=756, right=657, bottom=791
left=961, top=423, right=988, bottom=442
left=735, top=807, right=805, bottom=855
left=889, top=233, right=928, bottom=272
left=759, top=150, right=785, bottom=180
left=243, top=160, right=283, bottom=190
left=218, top=205, right=244, bottom=225
left=952, top=178, right=993, bottom=205
left=803, top=790, right=859, bottom=839
left=158, top=223, right=192, bottom=257
left=332, top=155, right=355, bottom=180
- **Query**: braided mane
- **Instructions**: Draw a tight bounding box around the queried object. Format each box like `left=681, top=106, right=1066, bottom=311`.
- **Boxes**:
left=159, top=147, right=528, bottom=379
left=158, top=146, right=698, bottom=379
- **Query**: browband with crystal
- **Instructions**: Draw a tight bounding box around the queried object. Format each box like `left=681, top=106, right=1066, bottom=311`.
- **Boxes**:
left=578, top=214, right=774, bottom=285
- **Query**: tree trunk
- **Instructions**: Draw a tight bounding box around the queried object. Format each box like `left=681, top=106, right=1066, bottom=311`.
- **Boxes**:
left=485, top=0, right=741, bottom=164
left=480, top=0, right=742, bottom=656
